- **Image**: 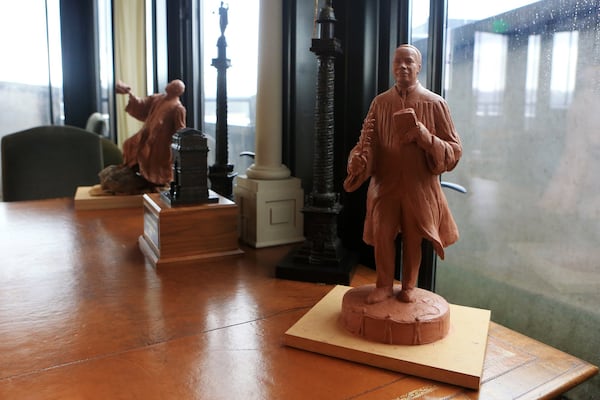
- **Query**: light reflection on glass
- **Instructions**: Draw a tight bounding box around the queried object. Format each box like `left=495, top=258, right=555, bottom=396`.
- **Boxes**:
left=550, top=30, right=579, bottom=109
left=525, top=34, right=541, bottom=120
left=472, top=31, right=507, bottom=116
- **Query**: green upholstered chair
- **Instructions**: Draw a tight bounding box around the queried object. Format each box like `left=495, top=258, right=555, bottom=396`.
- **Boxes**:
left=1, top=125, right=104, bottom=201
left=100, top=137, right=123, bottom=168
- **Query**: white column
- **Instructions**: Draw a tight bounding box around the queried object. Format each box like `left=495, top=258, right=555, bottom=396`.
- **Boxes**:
left=245, top=0, right=290, bottom=180
left=234, top=0, right=304, bottom=247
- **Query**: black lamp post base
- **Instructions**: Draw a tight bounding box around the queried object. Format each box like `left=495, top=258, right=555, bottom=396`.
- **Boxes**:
left=276, top=204, right=357, bottom=285
left=276, top=244, right=356, bottom=285
left=209, top=164, right=236, bottom=199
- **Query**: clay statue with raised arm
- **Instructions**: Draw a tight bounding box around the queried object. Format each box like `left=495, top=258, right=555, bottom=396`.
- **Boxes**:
left=344, top=45, right=462, bottom=305
left=118, top=79, right=186, bottom=186
left=98, top=80, right=187, bottom=194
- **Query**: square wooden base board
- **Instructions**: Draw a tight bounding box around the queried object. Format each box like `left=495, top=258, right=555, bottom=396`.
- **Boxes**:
left=284, top=285, right=491, bottom=390
left=74, top=186, right=142, bottom=210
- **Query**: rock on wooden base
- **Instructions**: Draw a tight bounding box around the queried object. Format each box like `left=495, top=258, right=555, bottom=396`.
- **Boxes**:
left=340, top=284, right=450, bottom=345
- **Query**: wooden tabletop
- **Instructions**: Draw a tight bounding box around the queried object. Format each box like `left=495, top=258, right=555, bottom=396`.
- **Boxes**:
left=0, top=198, right=597, bottom=399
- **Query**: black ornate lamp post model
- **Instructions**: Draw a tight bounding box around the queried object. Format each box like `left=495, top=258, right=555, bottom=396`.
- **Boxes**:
left=277, top=0, right=355, bottom=284
left=209, top=1, right=236, bottom=199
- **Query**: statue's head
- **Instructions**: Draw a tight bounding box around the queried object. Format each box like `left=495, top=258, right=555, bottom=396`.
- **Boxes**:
left=393, top=45, right=422, bottom=88
left=165, top=79, right=185, bottom=97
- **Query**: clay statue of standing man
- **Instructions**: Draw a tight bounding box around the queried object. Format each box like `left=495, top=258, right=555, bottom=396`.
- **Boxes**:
left=344, top=44, right=462, bottom=304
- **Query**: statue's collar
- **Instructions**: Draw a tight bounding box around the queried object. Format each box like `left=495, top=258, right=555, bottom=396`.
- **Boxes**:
left=394, top=81, right=420, bottom=97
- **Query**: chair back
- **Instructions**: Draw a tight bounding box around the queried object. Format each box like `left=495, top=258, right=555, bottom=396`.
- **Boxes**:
left=100, top=138, right=123, bottom=168
left=1, top=125, right=103, bottom=201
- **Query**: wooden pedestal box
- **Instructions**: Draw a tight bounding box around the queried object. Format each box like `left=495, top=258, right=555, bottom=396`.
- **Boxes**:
left=139, top=191, right=243, bottom=267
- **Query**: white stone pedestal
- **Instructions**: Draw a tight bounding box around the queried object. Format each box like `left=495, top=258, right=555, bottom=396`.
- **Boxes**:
left=234, top=176, right=304, bottom=248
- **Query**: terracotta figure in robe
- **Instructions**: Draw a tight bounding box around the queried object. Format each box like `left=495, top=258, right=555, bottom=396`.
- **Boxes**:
left=116, top=79, right=186, bottom=186
left=344, top=45, right=462, bottom=304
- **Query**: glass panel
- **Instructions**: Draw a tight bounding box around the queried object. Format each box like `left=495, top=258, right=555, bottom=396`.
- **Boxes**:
left=46, top=0, right=63, bottom=124
left=97, top=0, right=114, bottom=131
left=441, top=0, right=600, bottom=319
left=201, top=0, right=259, bottom=176
left=0, top=0, right=63, bottom=136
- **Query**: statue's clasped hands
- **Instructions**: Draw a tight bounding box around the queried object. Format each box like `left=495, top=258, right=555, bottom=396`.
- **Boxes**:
left=405, top=122, right=426, bottom=143
left=405, top=121, right=436, bottom=152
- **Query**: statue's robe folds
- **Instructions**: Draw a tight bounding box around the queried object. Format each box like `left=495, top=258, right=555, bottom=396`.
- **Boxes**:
left=122, top=93, right=186, bottom=185
left=347, top=82, right=462, bottom=258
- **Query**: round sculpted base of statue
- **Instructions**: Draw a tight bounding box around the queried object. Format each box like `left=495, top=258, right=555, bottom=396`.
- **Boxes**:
left=340, top=284, right=450, bottom=345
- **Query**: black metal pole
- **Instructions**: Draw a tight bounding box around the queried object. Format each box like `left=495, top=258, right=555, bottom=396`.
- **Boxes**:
left=428, top=0, right=446, bottom=96
left=208, top=2, right=235, bottom=199
left=397, top=0, right=411, bottom=46
left=213, top=35, right=230, bottom=168
left=419, top=0, right=448, bottom=292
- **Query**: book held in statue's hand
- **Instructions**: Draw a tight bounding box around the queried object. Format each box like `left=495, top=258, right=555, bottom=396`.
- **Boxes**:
left=393, top=108, right=418, bottom=135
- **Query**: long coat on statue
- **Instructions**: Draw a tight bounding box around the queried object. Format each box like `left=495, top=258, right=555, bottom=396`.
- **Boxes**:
left=345, top=82, right=462, bottom=259
left=122, top=93, right=186, bottom=185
